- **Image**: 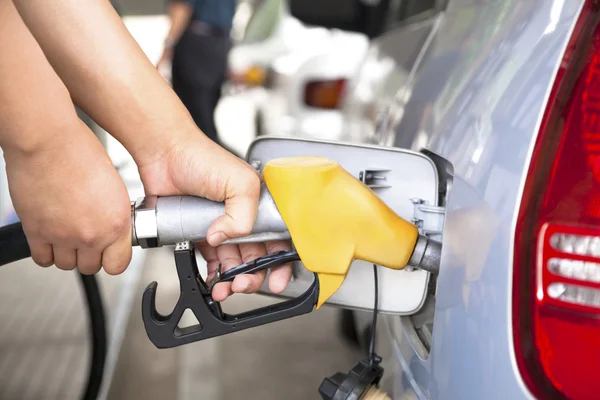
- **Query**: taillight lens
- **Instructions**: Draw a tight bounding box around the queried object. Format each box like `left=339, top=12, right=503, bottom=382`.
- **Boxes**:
left=304, top=79, right=346, bottom=109
left=514, top=3, right=600, bottom=399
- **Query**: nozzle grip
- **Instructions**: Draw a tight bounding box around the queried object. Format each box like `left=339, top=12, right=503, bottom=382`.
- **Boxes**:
left=263, top=156, right=421, bottom=308
left=132, top=184, right=290, bottom=247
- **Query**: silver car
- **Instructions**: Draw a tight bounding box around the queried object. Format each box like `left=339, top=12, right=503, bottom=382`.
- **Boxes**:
left=251, top=0, right=600, bottom=398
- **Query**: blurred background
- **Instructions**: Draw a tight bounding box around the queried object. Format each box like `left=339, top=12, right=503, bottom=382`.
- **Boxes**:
left=0, top=0, right=439, bottom=398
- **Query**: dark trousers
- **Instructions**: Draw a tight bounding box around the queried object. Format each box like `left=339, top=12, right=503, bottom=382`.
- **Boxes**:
left=171, top=27, right=231, bottom=144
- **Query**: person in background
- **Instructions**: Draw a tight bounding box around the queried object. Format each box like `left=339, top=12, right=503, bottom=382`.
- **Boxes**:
left=158, top=0, right=236, bottom=145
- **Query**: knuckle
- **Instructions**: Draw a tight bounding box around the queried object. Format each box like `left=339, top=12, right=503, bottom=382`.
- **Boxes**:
left=220, top=255, right=241, bottom=267
left=266, top=242, right=288, bottom=253
left=78, top=229, right=98, bottom=247
left=235, top=171, right=261, bottom=198
left=36, top=224, right=72, bottom=244
left=31, top=224, right=48, bottom=239
left=238, top=164, right=260, bottom=185
left=241, top=251, right=263, bottom=263
left=232, top=219, right=254, bottom=237
left=248, top=179, right=261, bottom=199
left=247, top=276, right=263, bottom=290
left=110, top=214, right=130, bottom=236
left=248, top=172, right=261, bottom=191
left=48, top=228, right=70, bottom=243
left=78, top=213, right=129, bottom=248
left=235, top=225, right=253, bottom=238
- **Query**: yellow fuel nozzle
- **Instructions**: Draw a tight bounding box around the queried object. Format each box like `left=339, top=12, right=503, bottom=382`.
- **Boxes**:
left=263, top=156, right=420, bottom=309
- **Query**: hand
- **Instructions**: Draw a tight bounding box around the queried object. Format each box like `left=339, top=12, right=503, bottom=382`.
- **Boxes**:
left=156, top=47, right=173, bottom=74
left=157, top=47, right=173, bottom=68
left=5, top=120, right=132, bottom=275
left=138, top=132, right=293, bottom=301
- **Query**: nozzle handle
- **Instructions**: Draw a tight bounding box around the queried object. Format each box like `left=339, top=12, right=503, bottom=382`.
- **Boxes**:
left=132, top=184, right=290, bottom=248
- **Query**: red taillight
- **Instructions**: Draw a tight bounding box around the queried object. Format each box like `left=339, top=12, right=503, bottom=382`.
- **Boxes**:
left=304, top=79, right=346, bottom=109
left=514, top=2, right=600, bottom=399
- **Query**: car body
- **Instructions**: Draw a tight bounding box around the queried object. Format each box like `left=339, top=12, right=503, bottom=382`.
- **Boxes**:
left=327, top=0, right=596, bottom=398
left=223, top=0, right=370, bottom=144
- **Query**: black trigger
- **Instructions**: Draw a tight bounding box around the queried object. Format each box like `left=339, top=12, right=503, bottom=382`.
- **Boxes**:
left=141, top=241, right=319, bottom=349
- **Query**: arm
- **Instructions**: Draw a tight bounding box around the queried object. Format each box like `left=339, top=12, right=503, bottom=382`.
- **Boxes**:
left=10, top=0, right=256, bottom=237
left=0, top=0, right=131, bottom=274
left=9, top=0, right=292, bottom=298
left=11, top=0, right=193, bottom=167
left=156, top=0, right=194, bottom=71
left=163, top=0, right=194, bottom=52
left=0, top=1, right=75, bottom=155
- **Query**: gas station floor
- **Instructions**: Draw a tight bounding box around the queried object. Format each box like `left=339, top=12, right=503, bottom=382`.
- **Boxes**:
left=0, top=251, right=361, bottom=400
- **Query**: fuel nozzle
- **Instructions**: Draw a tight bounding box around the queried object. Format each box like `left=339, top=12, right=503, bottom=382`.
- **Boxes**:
left=131, top=155, right=442, bottom=306
left=135, top=155, right=442, bottom=350
left=263, top=156, right=442, bottom=308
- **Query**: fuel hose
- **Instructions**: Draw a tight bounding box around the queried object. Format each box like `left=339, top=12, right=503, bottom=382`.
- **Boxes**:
left=0, top=222, right=107, bottom=400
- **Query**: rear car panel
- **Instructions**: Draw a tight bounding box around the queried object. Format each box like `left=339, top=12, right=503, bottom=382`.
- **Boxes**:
left=341, top=0, right=586, bottom=398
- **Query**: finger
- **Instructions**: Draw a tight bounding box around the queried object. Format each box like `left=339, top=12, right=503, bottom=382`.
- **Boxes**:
left=211, top=244, right=243, bottom=302
left=198, top=242, right=231, bottom=302
left=28, top=239, right=53, bottom=267
left=211, top=281, right=232, bottom=302
left=232, top=242, right=267, bottom=294
left=76, top=248, right=102, bottom=275
left=206, top=175, right=260, bottom=246
left=101, top=235, right=132, bottom=275
left=198, top=242, right=218, bottom=277
left=266, top=241, right=293, bottom=293
left=53, top=246, right=77, bottom=271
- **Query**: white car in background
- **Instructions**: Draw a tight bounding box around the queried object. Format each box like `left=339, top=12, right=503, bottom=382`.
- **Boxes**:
left=223, top=0, right=371, bottom=147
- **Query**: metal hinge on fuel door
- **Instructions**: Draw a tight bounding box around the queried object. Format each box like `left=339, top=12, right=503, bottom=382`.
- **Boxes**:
left=357, top=168, right=445, bottom=239
left=410, top=198, right=445, bottom=240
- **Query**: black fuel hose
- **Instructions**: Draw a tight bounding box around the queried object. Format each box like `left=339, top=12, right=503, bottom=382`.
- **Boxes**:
left=0, top=221, right=30, bottom=265
left=0, top=222, right=107, bottom=400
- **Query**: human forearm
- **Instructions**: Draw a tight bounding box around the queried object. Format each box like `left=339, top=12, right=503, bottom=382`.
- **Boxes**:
left=164, top=1, right=193, bottom=49
left=0, top=1, right=74, bottom=154
left=0, top=1, right=132, bottom=275
left=11, top=0, right=202, bottom=166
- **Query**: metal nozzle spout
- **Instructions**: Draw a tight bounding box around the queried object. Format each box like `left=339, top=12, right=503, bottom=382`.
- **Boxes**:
left=407, top=235, right=442, bottom=275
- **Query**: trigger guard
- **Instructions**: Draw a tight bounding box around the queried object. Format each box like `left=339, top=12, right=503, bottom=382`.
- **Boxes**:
left=140, top=243, right=320, bottom=349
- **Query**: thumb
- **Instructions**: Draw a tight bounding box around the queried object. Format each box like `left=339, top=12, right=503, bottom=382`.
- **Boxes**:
left=206, top=182, right=260, bottom=247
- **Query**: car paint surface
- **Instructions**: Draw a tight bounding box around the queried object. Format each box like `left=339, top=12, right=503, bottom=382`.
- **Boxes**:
left=342, top=0, right=586, bottom=398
